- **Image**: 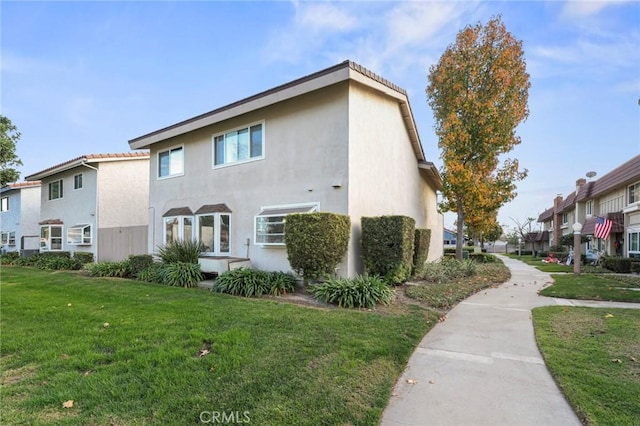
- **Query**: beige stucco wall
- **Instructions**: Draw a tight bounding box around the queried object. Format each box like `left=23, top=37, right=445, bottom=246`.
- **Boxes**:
left=147, top=80, right=443, bottom=276
left=98, top=159, right=150, bottom=229
left=347, top=81, right=443, bottom=273
left=148, top=82, right=350, bottom=272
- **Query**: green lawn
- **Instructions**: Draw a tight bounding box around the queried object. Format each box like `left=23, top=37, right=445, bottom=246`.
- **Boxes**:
left=540, top=274, right=640, bottom=303
left=506, top=254, right=575, bottom=272
left=532, top=306, right=640, bottom=425
left=0, top=267, right=440, bottom=425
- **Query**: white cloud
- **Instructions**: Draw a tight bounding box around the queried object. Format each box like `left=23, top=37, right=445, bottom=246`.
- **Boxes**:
left=561, top=0, right=632, bottom=18
left=295, top=1, right=357, bottom=33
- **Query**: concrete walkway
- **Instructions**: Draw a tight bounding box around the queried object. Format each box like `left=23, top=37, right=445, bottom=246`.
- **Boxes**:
left=381, top=254, right=640, bottom=426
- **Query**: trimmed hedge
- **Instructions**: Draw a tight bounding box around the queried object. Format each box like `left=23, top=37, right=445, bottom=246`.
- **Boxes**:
left=469, top=253, right=497, bottom=263
left=631, top=262, right=640, bottom=274
left=602, top=257, right=633, bottom=273
left=73, top=251, right=94, bottom=264
left=412, top=228, right=431, bottom=274
left=285, top=212, right=351, bottom=283
left=361, top=215, right=415, bottom=285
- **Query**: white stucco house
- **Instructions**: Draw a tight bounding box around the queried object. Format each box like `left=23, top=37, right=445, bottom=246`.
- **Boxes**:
left=25, top=152, right=150, bottom=261
left=0, top=181, right=42, bottom=255
left=128, top=60, right=444, bottom=277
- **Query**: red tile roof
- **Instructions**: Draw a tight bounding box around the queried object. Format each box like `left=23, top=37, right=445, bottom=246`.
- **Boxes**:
left=25, top=152, right=149, bottom=181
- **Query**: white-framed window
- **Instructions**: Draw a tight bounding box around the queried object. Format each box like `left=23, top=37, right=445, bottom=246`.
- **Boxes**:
left=196, top=213, right=231, bottom=255
left=586, top=200, right=593, bottom=216
left=48, top=180, right=63, bottom=200
left=213, top=122, right=264, bottom=168
left=164, top=216, right=194, bottom=244
left=1, top=196, right=8, bottom=212
left=629, top=231, right=640, bottom=255
left=562, top=213, right=568, bottom=225
left=255, top=203, right=319, bottom=246
left=1, top=231, right=12, bottom=245
left=41, top=225, right=63, bottom=251
left=158, top=146, right=184, bottom=179
left=74, top=173, right=83, bottom=190
left=67, top=224, right=92, bottom=245
left=629, top=182, right=640, bottom=205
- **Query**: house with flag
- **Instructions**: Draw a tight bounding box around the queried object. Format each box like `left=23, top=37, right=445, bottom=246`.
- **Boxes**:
left=537, top=155, right=640, bottom=258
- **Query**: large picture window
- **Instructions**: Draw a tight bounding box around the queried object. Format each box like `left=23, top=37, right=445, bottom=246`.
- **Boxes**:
left=68, top=224, right=92, bottom=245
left=49, top=180, right=63, bottom=200
left=213, top=123, right=263, bottom=167
left=41, top=225, right=63, bottom=251
left=158, top=146, right=184, bottom=178
left=255, top=203, right=319, bottom=246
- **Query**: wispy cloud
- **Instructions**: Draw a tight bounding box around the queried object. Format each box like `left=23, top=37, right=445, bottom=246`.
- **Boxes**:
left=561, top=0, right=633, bottom=18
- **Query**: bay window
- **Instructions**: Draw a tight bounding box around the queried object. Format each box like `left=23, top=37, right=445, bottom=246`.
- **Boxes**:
left=255, top=203, right=319, bottom=246
left=41, top=225, right=63, bottom=251
left=68, top=224, right=92, bottom=245
left=164, top=216, right=194, bottom=244
left=197, top=213, right=230, bottom=255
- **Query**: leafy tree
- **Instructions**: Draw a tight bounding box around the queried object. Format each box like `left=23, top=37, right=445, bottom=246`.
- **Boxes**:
left=427, top=16, right=530, bottom=259
left=0, top=115, right=23, bottom=185
left=484, top=220, right=504, bottom=244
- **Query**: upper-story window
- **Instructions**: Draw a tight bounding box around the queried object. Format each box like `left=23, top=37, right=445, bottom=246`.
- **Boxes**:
left=48, top=180, right=63, bottom=200
left=213, top=122, right=263, bottom=167
left=562, top=213, right=568, bottom=225
left=158, top=146, right=184, bottom=178
left=74, top=173, right=83, bottom=190
left=586, top=200, right=594, bottom=216
left=629, top=182, right=640, bottom=205
left=0, top=196, right=8, bottom=212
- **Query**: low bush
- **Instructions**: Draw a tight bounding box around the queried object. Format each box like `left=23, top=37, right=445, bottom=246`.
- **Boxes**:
left=36, top=254, right=82, bottom=270
left=416, top=258, right=477, bottom=284
left=73, top=251, right=94, bottom=264
left=156, top=239, right=205, bottom=264
left=469, top=253, right=497, bottom=263
left=0, top=251, right=20, bottom=264
left=602, top=257, right=632, bottom=273
left=128, top=254, right=155, bottom=277
left=137, top=262, right=166, bottom=284
left=161, top=261, right=204, bottom=288
left=631, top=262, right=640, bottom=274
left=84, top=260, right=132, bottom=278
left=212, top=268, right=297, bottom=297
left=309, top=275, right=395, bottom=308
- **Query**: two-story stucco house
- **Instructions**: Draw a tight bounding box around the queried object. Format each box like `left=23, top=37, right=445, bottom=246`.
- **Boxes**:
left=538, top=155, right=640, bottom=257
left=25, top=153, right=150, bottom=261
left=128, top=60, right=444, bottom=277
left=0, top=181, right=41, bottom=256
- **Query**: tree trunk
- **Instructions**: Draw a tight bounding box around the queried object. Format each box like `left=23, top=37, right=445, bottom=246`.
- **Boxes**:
left=456, top=200, right=465, bottom=260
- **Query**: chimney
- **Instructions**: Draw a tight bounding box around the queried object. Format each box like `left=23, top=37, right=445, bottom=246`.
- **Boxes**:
left=554, top=194, right=563, bottom=212
left=576, top=178, right=586, bottom=191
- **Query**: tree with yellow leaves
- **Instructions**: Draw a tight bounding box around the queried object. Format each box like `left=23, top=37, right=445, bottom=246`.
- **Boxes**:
left=427, top=16, right=530, bottom=259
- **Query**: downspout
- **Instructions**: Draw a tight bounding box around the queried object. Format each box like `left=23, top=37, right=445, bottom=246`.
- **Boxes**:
left=81, top=162, right=99, bottom=262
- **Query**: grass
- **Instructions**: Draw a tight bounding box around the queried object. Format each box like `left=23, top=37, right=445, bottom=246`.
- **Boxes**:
left=405, top=262, right=511, bottom=310
left=507, top=254, right=575, bottom=272
left=0, top=266, right=441, bottom=425
left=532, top=306, right=640, bottom=425
left=540, top=274, right=640, bottom=303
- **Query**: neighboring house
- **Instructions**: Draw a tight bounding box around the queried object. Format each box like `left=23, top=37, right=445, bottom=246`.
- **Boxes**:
left=25, top=153, right=150, bottom=261
left=537, top=155, right=640, bottom=257
left=0, top=181, right=42, bottom=256
left=128, top=60, right=444, bottom=277
left=444, top=228, right=457, bottom=247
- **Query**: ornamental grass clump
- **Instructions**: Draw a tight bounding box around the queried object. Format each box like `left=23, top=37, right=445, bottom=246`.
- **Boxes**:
left=212, top=268, right=296, bottom=297
left=156, top=239, right=206, bottom=264
left=309, top=275, right=395, bottom=309
left=162, top=261, right=204, bottom=288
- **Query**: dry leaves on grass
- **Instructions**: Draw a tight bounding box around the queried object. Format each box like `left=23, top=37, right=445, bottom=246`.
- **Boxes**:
left=62, top=400, right=74, bottom=409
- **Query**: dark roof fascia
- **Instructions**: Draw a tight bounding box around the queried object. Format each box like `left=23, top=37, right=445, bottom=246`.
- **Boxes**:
left=577, top=155, right=640, bottom=201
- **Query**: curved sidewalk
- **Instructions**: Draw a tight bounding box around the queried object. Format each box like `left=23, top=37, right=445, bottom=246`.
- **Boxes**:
left=380, top=254, right=639, bottom=426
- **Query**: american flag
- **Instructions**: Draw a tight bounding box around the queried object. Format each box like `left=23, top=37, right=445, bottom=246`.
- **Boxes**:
left=594, top=216, right=612, bottom=239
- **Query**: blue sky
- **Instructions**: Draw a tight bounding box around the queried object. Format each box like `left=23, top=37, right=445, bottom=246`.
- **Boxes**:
left=2, top=0, right=639, bottom=230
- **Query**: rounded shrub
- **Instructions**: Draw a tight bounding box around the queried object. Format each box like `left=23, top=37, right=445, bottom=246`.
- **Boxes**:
left=284, top=212, right=351, bottom=283
left=309, top=275, right=395, bottom=309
